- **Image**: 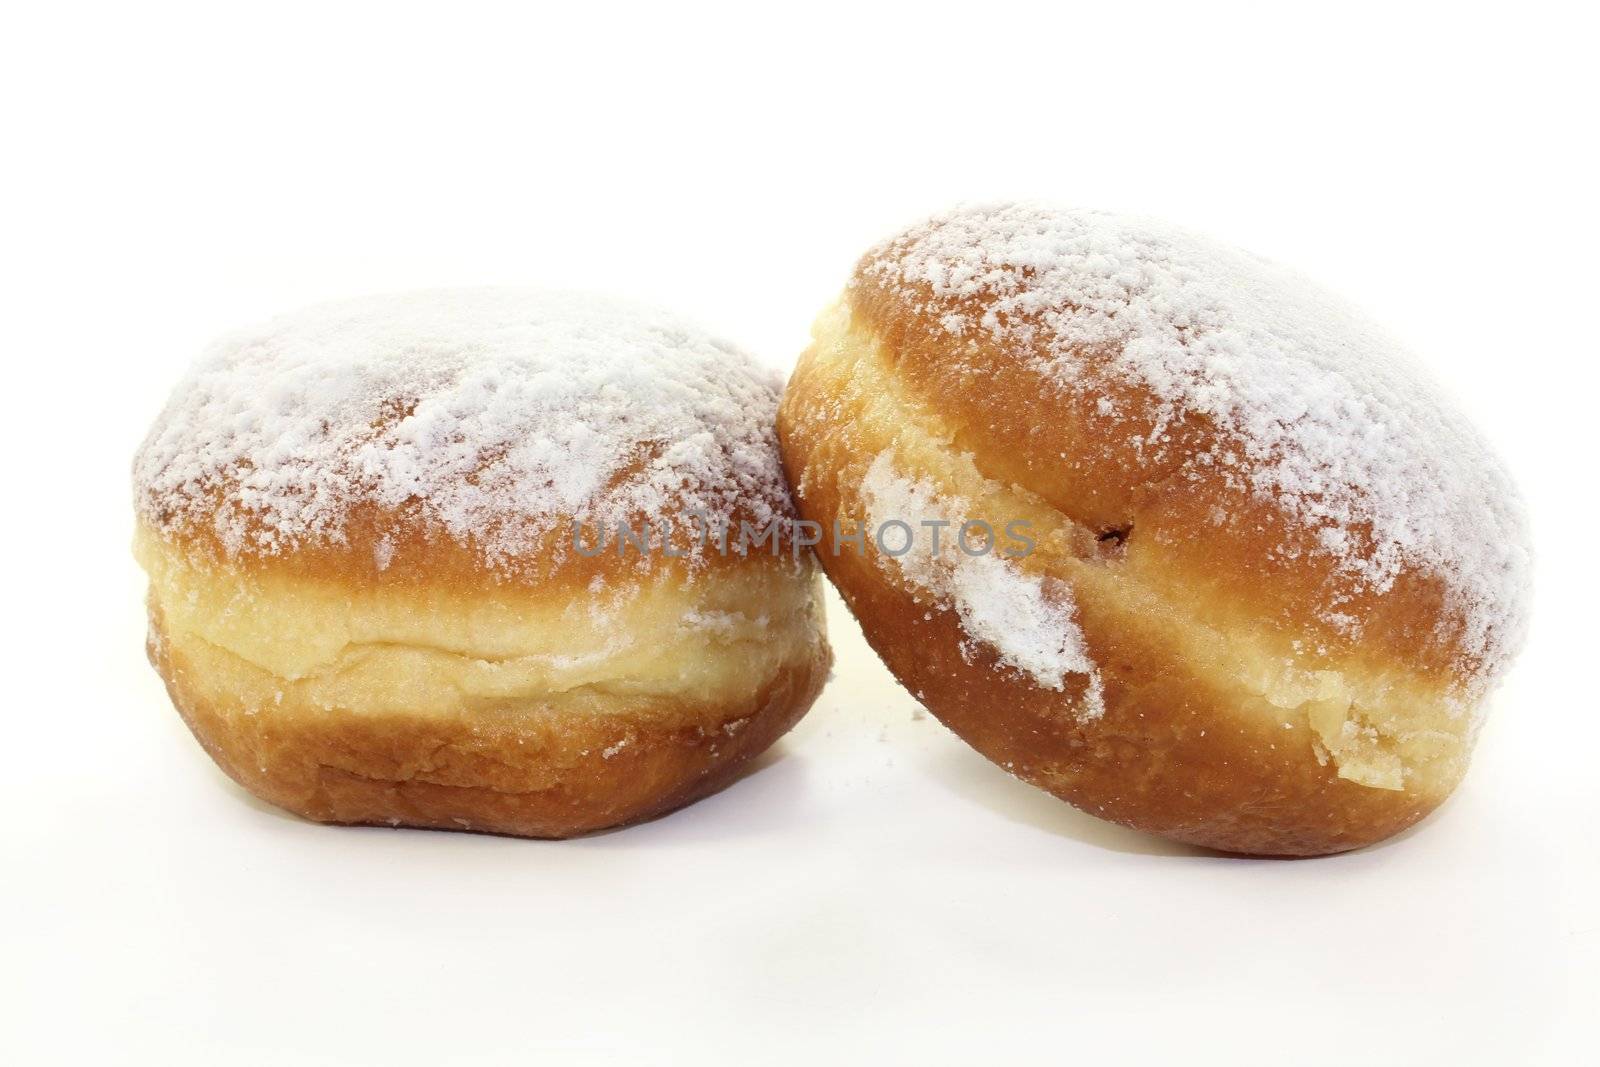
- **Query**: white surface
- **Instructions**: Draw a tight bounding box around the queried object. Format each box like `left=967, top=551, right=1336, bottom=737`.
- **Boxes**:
left=3, top=3, right=1596, bottom=1063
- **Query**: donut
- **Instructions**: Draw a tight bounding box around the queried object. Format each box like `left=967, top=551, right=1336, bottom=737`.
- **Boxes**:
left=135, top=289, right=830, bottom=838
left=777, top=204, right=1530, bottom=856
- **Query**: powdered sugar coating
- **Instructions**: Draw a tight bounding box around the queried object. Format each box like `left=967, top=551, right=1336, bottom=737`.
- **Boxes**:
left=135, top=289, right=793, bottom=570
left=858, top=204, right=1530, bottom=690
left=861, top=452, right=1104, bottom=719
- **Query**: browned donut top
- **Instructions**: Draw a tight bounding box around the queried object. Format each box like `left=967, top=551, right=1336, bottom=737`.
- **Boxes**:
left=846, top=203, right=1530, bottom=694
left=134, top=290, right=798, bottom=586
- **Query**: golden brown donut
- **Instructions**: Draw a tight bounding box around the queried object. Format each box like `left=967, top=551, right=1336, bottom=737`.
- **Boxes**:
left=135, top=289, right=830, bottom=837
left=778, top=204, right=1530, bottom=856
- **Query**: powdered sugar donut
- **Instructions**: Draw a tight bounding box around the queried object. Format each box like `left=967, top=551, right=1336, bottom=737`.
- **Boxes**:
left=778, top=204, right=1530, bottom=855
left=136, top=289, right=830, bottom=837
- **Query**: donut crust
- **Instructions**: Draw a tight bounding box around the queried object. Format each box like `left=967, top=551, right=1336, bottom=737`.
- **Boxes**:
left=140, top=524, right=829, bottom=838
left=779, top=299, right=1485, bottom=856
left=146, top=605, right=825, bottom=838
left=134, top=292, right=831, bottom=838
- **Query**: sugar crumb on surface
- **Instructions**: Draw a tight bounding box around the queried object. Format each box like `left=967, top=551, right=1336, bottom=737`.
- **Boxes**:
left=135, top=289, right=793, bottom=571
left=860, top=451, right=1105, bottom=719
left=859, top=203, right=1531, bottom=691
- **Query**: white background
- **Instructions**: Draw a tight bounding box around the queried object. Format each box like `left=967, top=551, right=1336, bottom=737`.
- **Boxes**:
left=4, top=2, right=1596, bottom=1063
